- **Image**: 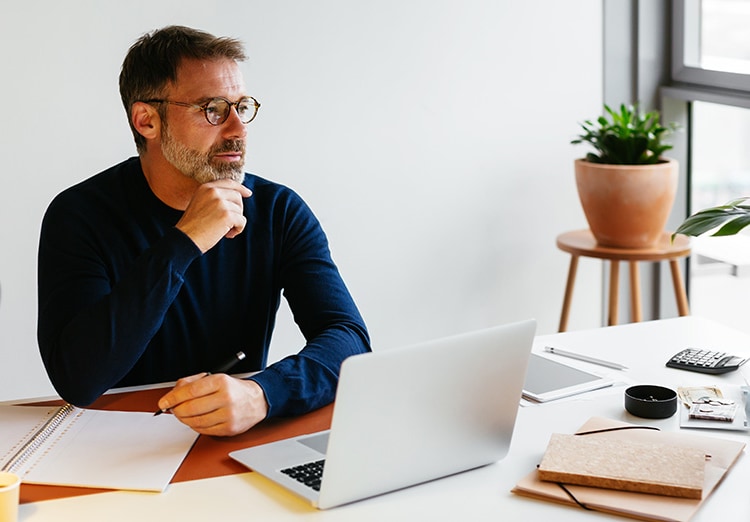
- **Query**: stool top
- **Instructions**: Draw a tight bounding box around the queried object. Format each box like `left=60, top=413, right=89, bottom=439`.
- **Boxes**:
left=556, top=229, right=691, bottom=261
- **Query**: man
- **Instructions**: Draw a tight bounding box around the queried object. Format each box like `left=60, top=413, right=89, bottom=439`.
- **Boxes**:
left=37, top=26, right=370, bottom=437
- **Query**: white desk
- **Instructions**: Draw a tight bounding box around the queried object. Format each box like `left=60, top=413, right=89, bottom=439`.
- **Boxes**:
left=18, top=316, right=750, bottom=522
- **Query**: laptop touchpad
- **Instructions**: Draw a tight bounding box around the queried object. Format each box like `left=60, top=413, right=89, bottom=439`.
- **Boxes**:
left=298, top=432, right=330, bottom=454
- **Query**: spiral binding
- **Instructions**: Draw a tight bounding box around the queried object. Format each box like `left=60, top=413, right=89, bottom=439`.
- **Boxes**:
left=1, top=403, right=76, bottom=474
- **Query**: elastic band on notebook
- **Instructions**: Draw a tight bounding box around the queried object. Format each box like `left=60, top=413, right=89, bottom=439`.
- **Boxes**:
left=574, top=425, right=660, bottom=436
left=549, top=425, right=660, bottom=512
left=556, top=483, right=592, bottom=510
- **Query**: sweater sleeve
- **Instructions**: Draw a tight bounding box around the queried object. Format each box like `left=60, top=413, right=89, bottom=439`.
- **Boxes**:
left=37, top=194, right=201, bottom=406
left=248, top=191, right=370, bottom=417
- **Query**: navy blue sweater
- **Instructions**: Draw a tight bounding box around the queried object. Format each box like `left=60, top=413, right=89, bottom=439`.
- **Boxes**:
left=37, top=157, right=370, bottom=417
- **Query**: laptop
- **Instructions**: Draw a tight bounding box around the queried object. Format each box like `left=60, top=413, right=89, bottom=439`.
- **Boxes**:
left=229, top=318, right=536, bottom=509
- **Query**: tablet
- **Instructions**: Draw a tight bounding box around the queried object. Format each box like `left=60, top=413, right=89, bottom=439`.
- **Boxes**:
left=522, top=353, right=615, bottom=402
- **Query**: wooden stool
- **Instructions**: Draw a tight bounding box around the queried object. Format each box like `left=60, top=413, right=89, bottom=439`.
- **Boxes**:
left=556, top=229, right=691, bottom=332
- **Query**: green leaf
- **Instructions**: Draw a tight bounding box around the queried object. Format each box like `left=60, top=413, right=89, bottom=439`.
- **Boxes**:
left=573, top=102, right=679, bottom=165
left=672, top=198, right=750, bottom=240
left=714, top=214, right=750, bottom=236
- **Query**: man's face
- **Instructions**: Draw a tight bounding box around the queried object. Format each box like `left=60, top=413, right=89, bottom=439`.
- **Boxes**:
left=159, top=58, right=248, bottom=184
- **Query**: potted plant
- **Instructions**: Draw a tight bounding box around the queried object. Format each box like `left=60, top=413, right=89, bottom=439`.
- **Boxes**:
left=572, top=103, right=680, bottom=248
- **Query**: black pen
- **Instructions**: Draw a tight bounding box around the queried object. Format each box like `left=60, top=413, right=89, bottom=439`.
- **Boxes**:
left=153, top=351, right=247, bottom=416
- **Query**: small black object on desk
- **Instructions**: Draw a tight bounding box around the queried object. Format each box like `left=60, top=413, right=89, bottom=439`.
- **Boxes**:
left=625, top=385, right=678, bottom=419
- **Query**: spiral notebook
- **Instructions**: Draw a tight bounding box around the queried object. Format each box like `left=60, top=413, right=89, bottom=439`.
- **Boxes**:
left=0, top=403, right=199, bottom=492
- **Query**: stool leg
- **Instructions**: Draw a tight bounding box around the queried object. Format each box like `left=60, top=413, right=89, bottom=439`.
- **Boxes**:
left=559, top=255, right=579, bottom=332
left=669, top=259, right=690, bottom=316
left=608, top=260, right=620, bottom=326
left=629, top=261, right=642, bottom=322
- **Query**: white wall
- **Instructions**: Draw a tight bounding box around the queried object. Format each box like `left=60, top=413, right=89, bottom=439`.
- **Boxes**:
left=0, top=0, right=603, bottom=401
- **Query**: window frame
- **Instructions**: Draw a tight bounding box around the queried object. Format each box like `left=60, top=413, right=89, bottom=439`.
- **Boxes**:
left=672, top=0, right=750, bottom=91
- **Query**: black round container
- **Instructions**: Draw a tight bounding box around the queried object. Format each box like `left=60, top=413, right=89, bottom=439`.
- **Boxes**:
left=624, top=385, right=678, bottom=419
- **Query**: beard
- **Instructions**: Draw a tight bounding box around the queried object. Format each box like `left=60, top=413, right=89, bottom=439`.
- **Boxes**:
left=161, top=125, right=246, bottom=184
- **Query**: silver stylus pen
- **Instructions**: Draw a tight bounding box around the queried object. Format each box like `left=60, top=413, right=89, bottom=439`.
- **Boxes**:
left=544, top=346, right=628, bottom=370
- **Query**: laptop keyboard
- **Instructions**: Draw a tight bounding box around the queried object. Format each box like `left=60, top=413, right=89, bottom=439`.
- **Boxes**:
left=280, top=459, right=326, bottom=491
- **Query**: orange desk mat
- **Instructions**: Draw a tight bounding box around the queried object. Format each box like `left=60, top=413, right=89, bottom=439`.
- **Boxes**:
left=19, top=387, right=334, bottom=504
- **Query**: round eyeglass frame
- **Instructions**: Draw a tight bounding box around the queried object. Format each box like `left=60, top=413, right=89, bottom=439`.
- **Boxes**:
left=143, top=96, right=260, bottom=125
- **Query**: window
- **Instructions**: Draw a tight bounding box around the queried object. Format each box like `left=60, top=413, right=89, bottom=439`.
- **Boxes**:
left=673, top=0, right=750, bottom=89
left=689, top=101, right=750, bottom=333
left=667, top=0, right=750, bottom=333
left=699, top=0, right=750, bottom=74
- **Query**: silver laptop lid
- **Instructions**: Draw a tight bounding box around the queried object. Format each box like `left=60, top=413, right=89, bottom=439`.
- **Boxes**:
left=317, top=318, right=536, bottom=508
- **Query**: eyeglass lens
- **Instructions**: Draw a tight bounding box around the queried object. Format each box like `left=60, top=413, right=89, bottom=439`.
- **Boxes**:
left=205, top=97, right=258, bottom=125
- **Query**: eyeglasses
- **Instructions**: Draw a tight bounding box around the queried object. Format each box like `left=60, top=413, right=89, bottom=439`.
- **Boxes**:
left=144, top=96, right=260, bottom=125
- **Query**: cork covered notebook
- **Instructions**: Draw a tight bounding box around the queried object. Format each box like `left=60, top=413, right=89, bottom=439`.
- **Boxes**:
left=537, top=433, right=705, bottom=499
left=512, top=417, right=746, bottom=522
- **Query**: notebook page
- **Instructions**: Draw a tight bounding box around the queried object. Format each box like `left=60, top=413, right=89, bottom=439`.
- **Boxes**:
left=0, top=405, right=199, bottom=492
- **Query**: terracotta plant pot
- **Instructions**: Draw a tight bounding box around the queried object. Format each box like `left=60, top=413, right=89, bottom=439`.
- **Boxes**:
left=574, top=158, right=678, bottom=249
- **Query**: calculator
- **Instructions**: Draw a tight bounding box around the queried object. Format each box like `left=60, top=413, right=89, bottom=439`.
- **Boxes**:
left=666, top=348, right=748, bottom=374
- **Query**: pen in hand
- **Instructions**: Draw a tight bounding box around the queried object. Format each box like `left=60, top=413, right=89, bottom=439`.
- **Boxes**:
left=153, top=351, right=246, bottom=416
